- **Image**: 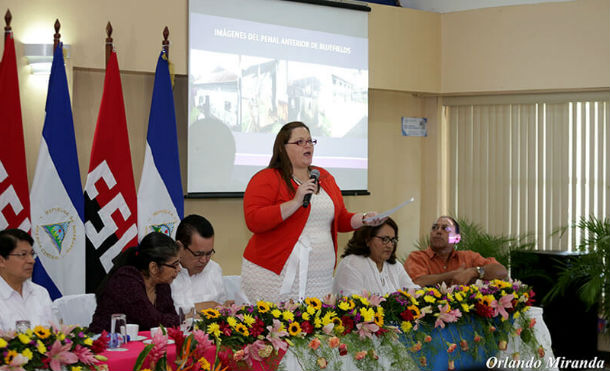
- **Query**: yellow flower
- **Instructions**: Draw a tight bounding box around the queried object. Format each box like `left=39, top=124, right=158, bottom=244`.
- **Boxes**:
left=302, top=312, right=311, bottom=321
left=359, top=307, right=375, bottom=322
left=401, top=321, right=413, bottom=333
left=514, top=311, right=521, bottom=319
left=407, top=305, right=421, bottom=319
left=321, top=311, right=337, bottom=326
left=36, top=340, right=47, bottom=354
left=358, top=296, right=370, bottom=306
left=0, top=338, right=7, bottom=348
left=271, top=309, right=282, bottom=318
left=33, top=326, right=51, bottom=339
left=257, top=301, right=271, bottom=313
left=423, top=295, right=436, bottom=304
left=21, top=348, right=33, bottom=360
left=314, top=316, right=323, bottom=328
left=461, top=303, right=474, bottom=313
left=332, top=317, right=342, bottom=327
left=4, top=350, right=17, bottom=364
left=235, top=323, right=249, bottom=336
left=305, top=297, right=322, bottom=310
left=18, top=333, right=31, bottom=344
left=282, top=311, right=295, bottom=322
left=202, top=308, right=221, bottom=319
left=455, top=292, right=464, bottom=302
left=227, top=316, right=238, bottom=328
left=306, top=306, right=316, bottom=315
left=288, top=322, right=301, bottom=336
left=206, top=323, right=221, bottom=338
left=71, top=367, right=82, bottom=371
left=243, top=314, right=255, bottom=327
left=374, top=312, right=384, bottom=327
left=338, top=301, right=351, bottom=311
left=84, top=337, right=93, bottom=346
left=334, top=324, right=345, bottom=335
left=198, top=357, right=211, bottom=371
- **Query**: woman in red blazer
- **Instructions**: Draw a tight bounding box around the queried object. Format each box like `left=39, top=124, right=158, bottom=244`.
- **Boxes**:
left=240, top=121, right=383, bottom=303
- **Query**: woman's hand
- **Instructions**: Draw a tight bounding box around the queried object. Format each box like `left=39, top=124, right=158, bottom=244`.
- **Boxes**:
left=280, top=178, right=317, bottom=220
left=351, top=211, right=388, bottom=229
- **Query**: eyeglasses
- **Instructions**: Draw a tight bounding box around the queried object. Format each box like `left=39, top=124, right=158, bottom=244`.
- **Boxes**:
left=286, top=139, right=317, bottom=147
left=185, top=245, right=215, bottom=259
left=431, top=224, right=454, bottom=233
left=373, top=236, right=398, bottom=246
left=160, top=259, right=181, bottom=270
left=8, top=251, right=37, bottom=259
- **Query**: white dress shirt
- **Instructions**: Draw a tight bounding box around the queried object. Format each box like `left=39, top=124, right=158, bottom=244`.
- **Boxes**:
left=171, top=260, right=227, bottom=311
left=0, top=276, right=56, bottom=331
left=333, top=254, right=419, bottom=297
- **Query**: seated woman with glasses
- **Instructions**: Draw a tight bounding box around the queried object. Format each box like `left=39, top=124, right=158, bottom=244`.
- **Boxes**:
left=0, top=229, right=57, bottom=330
left=89, top=232, right=181, bottom=333
left=333, top=218, right=418, bottom=297
left=241, top=121, right=385, bottom=302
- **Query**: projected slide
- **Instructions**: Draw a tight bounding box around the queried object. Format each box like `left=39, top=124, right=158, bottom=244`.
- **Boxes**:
left=188, top=0, right=368, bottom=194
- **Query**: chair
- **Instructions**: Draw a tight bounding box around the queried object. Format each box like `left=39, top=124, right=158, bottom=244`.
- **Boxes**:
left=52, top=293, right=97, bottom=327
left=222, top=275, right=249, bottom=305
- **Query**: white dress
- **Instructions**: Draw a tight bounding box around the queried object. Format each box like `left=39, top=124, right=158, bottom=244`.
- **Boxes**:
left=241, top=188, right=335, bottom=303
left=333, top=254, right=419, bottom=297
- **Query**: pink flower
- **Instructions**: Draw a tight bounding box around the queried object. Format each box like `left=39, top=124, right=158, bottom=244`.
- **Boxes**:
left=355, top=322, right=379, bottom=340
left=233, top=349, right=245, bottom=362
left=423, top=335, right=432, bottom=343
left=147, top=329, right=168, bottom=366
left=309, top=338, right=321, bottom=350
left=193, top=329, right=214, bottom=352
left=243, top=340, right=267, bottom=365
left=446, top=342, right=457, bottom=353
left=459, top=339, right=469, bottom=351
left=529, top=318, right=537, bottom=329
left=339, top=343, right=348, bottom=356
left=72, top=344, right=98, bottom=365
left=491, top=294, right=514, bottom=320
left=317, top=357, right=328, bottom=369
left=265, top=319, right=288, bottom=352
left=515, top=327, right=523, bottom=336
left=45, top=339, right=78, bottom=371
left=434, top=304, right=462, bottom=328
left=328, top=336, right=340, bottom=348
left=410, top=341, right=422, bottom=352
left=0, top=352, right=28, bottom=371
left=355, top=351, right=367, bottom=360
left=498, top=340, right=508, bottom=351
left=474, top=333, right=482, bottom=343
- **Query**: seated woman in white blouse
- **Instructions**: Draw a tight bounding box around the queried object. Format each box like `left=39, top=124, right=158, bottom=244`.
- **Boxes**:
left=0, top=229, right=56, bottom=331
left=333, top=218, right=418, bottom=296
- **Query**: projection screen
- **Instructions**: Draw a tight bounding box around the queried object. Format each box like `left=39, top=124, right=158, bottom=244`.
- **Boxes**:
left=188, top=0, right=369, bottom=196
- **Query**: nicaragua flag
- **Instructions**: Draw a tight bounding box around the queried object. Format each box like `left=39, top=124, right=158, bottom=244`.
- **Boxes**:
left=30, top=43, right=85, bottom=299
left=137, top=50, right=183, bottom=241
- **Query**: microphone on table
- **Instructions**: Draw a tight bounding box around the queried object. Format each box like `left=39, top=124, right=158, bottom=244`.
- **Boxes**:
left=302, top=169, right=320, bottom=208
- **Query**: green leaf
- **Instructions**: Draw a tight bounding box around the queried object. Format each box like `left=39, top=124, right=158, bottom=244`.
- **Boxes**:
left=133, top=344, right=154, bottom=371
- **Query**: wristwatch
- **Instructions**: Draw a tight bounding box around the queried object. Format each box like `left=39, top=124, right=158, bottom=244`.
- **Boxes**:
left=476, top=266, right=485, bottom=279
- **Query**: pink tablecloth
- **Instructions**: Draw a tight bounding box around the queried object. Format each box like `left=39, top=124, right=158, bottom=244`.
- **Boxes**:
left=101, top=331, right=178, bottom=370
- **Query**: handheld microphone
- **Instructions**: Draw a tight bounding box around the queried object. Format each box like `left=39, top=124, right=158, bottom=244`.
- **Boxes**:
left=302, top=169, right=320, bottom=208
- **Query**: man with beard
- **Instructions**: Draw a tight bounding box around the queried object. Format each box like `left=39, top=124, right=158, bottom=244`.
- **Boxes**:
left=404, top=216, right=507, bottom=287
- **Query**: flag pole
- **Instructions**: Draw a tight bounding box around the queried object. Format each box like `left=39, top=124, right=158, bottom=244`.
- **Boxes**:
left=105, top=21, right=113, bottom=68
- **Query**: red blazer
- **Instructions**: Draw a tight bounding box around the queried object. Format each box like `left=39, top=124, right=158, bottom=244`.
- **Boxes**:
left=243, top=167, right=355, bottom=274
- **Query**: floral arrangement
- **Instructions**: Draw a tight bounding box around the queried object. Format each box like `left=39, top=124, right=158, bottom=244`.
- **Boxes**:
left=135, top=279, right=545, bottom=371
left=0, top=325, right=108, bottom=371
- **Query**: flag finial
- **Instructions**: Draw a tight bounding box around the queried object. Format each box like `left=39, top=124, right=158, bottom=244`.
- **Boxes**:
left=4, top=9, right=12, bottom=34
left=105, top=21, right=113, bottom=67
left=162, top=26, right=169, bottom=57
left=54, top=19, right=61, bottom=51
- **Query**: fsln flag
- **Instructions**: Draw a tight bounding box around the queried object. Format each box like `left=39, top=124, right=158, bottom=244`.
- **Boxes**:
left=137, top=50, right=183, bottom=241
left=84, top=51, right=137, bottom=293
left=30, top=43, right=85, bottom=299
left=0, top=27, right=31, bottom=232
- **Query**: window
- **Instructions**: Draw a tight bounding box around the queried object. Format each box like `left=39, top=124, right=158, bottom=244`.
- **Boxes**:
left=444, top=92, right=609, bottom=251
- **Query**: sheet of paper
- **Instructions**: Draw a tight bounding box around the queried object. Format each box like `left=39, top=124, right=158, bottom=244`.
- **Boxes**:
left=363, top=197, right=415, bottom=222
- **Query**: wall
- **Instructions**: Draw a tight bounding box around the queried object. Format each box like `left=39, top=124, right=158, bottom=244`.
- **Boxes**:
left=2, top=0, right=608, bottom=275
left=441, top=0, right=610, bottom=93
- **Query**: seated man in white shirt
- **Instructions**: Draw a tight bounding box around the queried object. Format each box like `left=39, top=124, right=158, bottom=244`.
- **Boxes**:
left=0, top=229, right=57, bottom=330
left=171, top=215, right=234, bottom=312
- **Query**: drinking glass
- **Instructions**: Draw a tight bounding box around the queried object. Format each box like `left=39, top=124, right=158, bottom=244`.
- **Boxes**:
left=15, top=320, right=31, bottom=333
left=179, top=306, right=195, bottom=333
left=108, top=313, right=127, bottom=350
